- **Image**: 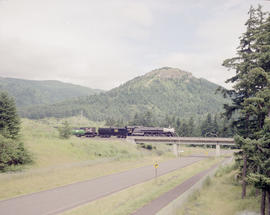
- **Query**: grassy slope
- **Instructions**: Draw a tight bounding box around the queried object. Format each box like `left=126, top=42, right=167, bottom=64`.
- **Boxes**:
left=0, top=117, right=230, bottom=207
left=0, top=118, right=173, bottom=200
left=176, top=165, right=260, bottom=215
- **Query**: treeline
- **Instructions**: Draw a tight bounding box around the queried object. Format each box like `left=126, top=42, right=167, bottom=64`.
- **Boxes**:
left=105, top=111, right=234, bottom=137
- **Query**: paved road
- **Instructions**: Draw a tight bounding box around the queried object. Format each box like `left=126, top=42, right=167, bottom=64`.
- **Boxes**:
left=0, top=156, right=205, bottom=215
left=130, top=161, right=223, bottom=215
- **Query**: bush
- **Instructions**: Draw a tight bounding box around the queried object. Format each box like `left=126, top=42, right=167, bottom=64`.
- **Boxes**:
left=203, top=176, right=212, bottom=188
left=0, top=135, right=32, bottom=171
left=139, top=143, right=153, bottom=150
left=146, top=144, right=153, bottom=150
left=58, top=121, right=72, bottom=139
left=215, top=164, right=235, bottom=177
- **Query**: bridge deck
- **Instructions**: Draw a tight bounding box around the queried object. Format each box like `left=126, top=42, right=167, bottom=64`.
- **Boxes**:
left=127, top=136, right=235, bottom=146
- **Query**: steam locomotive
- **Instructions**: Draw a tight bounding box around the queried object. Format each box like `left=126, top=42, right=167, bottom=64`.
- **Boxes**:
left=72, top=126, right=175, bottom=138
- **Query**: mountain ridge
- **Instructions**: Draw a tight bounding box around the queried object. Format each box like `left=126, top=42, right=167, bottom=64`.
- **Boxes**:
left=0, top=77, right=104, bottom=108
left=17, top=67, right=230, bottom=121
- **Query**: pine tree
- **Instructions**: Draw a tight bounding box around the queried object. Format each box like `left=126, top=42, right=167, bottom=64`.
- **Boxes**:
left=0, top=92, right=20, bottom=139
left=222, top=5, right=268, bottom=200
left=0, top=92, right=32, bottom=171
left=187, top=117, right=195, bottom=137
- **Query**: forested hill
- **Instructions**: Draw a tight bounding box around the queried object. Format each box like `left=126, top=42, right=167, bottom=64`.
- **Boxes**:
left=19, top=67, right=230, bottom=122
left=0, top=77, right=103, bottom=108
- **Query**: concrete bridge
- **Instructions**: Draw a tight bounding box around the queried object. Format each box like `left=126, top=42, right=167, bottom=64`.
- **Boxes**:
left=126, top=136, right=235, bottom=157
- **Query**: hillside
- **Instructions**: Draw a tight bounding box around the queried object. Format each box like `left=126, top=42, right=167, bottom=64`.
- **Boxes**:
left=0, top=77, right=103, bottom=108
left=19, top=67, right=230, bottom=121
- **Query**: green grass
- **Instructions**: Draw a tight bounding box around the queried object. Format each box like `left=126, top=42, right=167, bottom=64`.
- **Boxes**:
left=176, top=164, right=260, bottom=215
left=0, top=118, right=231, bottom=202
left=0, top=118, right=173, bottom=200
left=20, top=118, right=144, bottom=168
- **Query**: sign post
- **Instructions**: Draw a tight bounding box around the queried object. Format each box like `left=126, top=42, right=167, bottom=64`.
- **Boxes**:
left=154, top=162, right=159, bottom=182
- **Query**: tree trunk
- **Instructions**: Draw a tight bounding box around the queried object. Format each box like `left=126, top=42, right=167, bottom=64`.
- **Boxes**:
left=267, top=190, right=270, bottom=215
left=242, top=153, right=247, bottom=199
left=261, top=189, right=266, bottom=215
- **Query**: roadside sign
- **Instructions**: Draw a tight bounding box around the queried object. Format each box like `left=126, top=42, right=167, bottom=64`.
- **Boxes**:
left=154, top=162, right=159, bottom=181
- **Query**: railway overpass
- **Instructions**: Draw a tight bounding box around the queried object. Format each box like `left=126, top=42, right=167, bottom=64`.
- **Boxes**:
left=126, top=136, right=235, bottom=157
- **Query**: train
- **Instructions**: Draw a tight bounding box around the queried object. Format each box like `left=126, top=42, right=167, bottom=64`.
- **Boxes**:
left=72, top=126, right=175, bottom=138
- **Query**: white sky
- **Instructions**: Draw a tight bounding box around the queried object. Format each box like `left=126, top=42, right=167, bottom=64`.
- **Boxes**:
left=0, top=0, right=269, bottom=90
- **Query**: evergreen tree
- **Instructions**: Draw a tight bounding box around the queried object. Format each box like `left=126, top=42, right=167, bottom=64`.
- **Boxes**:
left=187, top=117, right=195, bottom=137
left=179, top=120, right=188, bottom=136
left=0, top=92, right=20, bottom=139
left=201, top=114, right=215, bottom=137
left=175, top=118, right=181, bottom=136
left=142, top=111, right=156, bottom=127
left=222, top=5, right=270, bottom=213
left=130, top=113, right=141, bottom=126
left=0, top=92, right=32, bottom=171
left=222, top=5, right=268, bottom=200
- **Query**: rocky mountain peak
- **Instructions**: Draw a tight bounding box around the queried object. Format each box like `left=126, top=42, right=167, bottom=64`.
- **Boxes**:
left=145, top=67, right=192, bottom=80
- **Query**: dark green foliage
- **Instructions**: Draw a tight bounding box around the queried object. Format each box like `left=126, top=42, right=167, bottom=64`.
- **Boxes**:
left=102, top=106, right=233, bottom=137
left=0, top=92, right=32, bottom=171
left=222, top=5, right=270, bottom=212
left=20, top=68, right=229, bottom=122
left=146, top=144, right=153, bottom=150
left=201, top=114, right=219, bottom=137
left=105, top=118, right=125, bottom=127
left=162, top=113, right=233, bottom=137
left=128, top=111, right=157, bottom=127
left=0, top=92, right=20, bottom=139
left=139, top=143, right=153, bottom=150
left=58, top=121, right=72, bottom=139
left=0, top=135, right=32, bottom=171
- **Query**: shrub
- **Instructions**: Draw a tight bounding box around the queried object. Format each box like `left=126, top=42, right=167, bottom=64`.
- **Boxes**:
left=203, top=176, right=212, bottom=188
left=146, top=144, right=153, bottom=150
left=0, top=135, right=32, bottom=171
left=58, top=121, right=72, bottom=139
left=215, top=164, right=235, bottom=177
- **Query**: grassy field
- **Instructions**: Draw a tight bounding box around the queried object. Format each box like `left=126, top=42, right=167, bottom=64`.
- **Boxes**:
left=0, top=118, right=175, bottom=200
left=0, top=117, right=231, bottom=203
left=176, top=164, right=260, bottom=215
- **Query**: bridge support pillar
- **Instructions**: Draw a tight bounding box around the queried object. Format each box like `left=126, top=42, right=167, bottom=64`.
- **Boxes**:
left=173, top=144, right=179, bottom=157
left=216, top=143, right=220, bottom=157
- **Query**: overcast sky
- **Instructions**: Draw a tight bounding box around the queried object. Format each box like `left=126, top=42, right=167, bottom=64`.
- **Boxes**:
left=0, top=0, right=269, bottom=90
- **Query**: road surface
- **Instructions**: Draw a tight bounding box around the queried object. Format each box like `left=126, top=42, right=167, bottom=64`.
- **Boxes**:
left=0, top=156, right=205, bottom=215
left=131, top=161, right=223, bottom=215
